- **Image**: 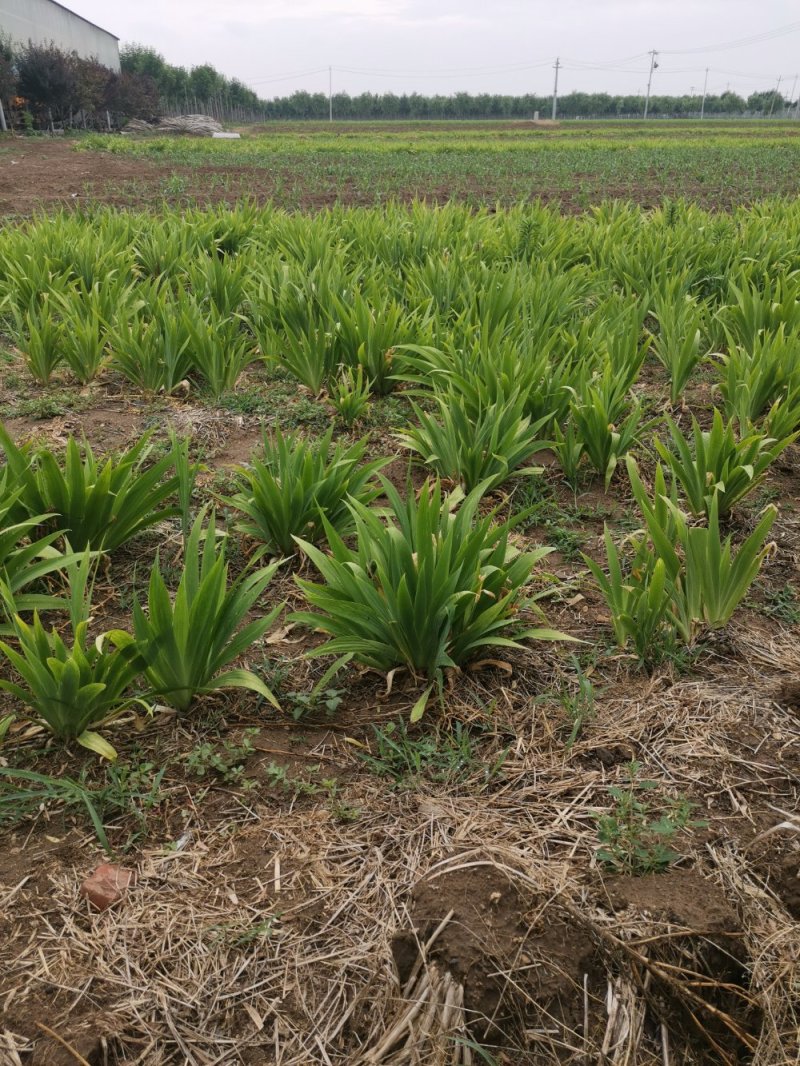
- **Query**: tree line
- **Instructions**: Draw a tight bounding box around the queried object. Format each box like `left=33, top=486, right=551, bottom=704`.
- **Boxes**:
left=0, top=37, right=159, bottom=128
left=261, top=88, right=796, bottom=121
left=0, top=36, right=795, bottom=129
left=119, top=45, right=796, bottom=122
left=120, top=44, right=265, bottom=116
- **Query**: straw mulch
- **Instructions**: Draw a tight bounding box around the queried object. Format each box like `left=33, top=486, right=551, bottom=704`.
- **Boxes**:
left=1, top=628, right=798, bottom=1065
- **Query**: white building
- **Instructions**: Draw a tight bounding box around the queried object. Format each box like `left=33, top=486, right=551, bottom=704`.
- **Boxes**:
left=0, top=0, right=120, bottom=71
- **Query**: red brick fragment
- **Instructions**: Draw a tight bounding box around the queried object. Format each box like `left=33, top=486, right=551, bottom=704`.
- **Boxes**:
left=80, top=863, right=136, bottom=911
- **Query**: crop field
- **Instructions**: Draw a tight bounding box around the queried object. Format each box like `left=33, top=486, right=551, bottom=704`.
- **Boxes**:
left=2, top=119, right=800, bottom=215
left=0, top=126, right=799, bottom=1066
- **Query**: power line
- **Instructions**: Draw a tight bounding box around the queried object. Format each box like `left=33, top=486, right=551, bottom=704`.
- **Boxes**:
left=661, top=19, right=800, bottom=55
left=238, top=24, right=800, bottom=97
left=712, top=66, right=781, bottom=81
left=562, top=63, right=651, bottom=74
left=246, top=67, right=328, bottom=86
left=235, top=15, right=800, bottom=92
left=335, top=61, right=552, bottom=80
left=561, top=51, right=651, bottom=69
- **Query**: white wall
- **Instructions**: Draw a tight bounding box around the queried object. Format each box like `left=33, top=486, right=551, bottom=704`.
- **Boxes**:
left=0, top=0, right=120, bottom=71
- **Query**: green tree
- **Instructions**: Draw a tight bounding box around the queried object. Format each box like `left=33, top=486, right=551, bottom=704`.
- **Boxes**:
left=747, top=89, right=787, bottom=113
left=120, top=44, right=167, bottom=83
left=188, top=63, right=221, bottom=102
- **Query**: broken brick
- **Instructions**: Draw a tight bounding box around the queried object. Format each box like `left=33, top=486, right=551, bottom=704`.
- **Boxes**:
left=80, top=863, right=136, bottom=911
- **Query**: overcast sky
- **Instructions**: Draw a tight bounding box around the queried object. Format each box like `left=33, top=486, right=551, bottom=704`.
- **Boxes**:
left=70, top=1, right=800, bottom=100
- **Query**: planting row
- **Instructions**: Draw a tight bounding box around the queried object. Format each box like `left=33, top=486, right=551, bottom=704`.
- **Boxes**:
left=0, top=202, right=799, bottom=393
left=0, top=416, right=782, bottom=759
left=80, top=129, right=800, bottom=210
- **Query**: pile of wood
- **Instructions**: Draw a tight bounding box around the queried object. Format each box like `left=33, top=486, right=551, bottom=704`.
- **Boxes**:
left=159, top=114, right=224, bottom=135
left=124, top=114, right=224, bottom=136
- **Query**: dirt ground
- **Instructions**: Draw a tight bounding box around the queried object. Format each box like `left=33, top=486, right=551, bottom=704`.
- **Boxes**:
left=1, top=135, right=794, bottom=216
left=0, top=140, right=195, bottom=214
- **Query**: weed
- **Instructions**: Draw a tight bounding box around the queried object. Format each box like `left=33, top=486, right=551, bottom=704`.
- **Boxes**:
left=0, top=767, right=111, bottom=852
left=218, top=390, right=273, bottom=417
left=185, top=728, right=260, bottom=786
left=595, top=761, right=706, bottom=874
left=3, top=393, right=72, bottom=419
left=260, top=760, right=326, bottom=799
left=97, top=759, right=169, bottom=847
left=361, top=718, right=506, bottom=786
left=205, top=918, right=277, bottom=946
left=286, top=688, right=344, bottom=721
left=162, top=173, right=189, bottom=197
left=561, top=660, right=596, bottom=748
left=747, top=581, right=800, bottom=624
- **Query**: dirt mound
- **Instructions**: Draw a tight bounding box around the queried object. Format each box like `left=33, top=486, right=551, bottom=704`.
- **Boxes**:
left=382, top=860, right=598, bottom=1062
left=375, top=861, right=762, bottom=1064
left=598, top=868, right=761, bottom=1063
left=601, top=866, right=738, bottom=930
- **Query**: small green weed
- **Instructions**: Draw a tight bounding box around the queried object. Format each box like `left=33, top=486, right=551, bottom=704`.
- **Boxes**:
left=561, top=660, right=595, bottom=748
left=362, top=718, right=506, bottom=786
left=596, top=761, right=705, bottom=874
left=362, top=394, right=412, bottom=430
left=0, top=767, right=111, bottom=851
left=185, top=729, right=260, bottom=786
left=2, top=393, right=72, bottom=420
left=283, top=395, right=330, bottom=430
left=102, top=760, right=167, bottom=814
left=320, top=777, right=361, bottom=822
left=511, top=484, right=599, bottom=561
left=97, top=759, right=168, bottom=847
left=286, top=687, right=344, bottom=721
left=162, top=173, right=188, bottom=196
left=747, top=582, right=800, bottom=624
left=218, top=390, right=274, bottom=416
left=261, top=760, right=320, bottom=797
left=260, top=760, right=359, bottom=819
left=205, top=917, right=277, bottom=946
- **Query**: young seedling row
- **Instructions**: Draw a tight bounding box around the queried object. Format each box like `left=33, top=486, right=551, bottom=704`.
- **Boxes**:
left=0, top=199, right=797, bottom=752
left=1, top=193, right=798, bottom=1066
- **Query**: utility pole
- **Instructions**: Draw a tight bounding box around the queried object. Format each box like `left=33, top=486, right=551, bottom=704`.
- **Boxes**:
left=768, top=74, right=782, bottom=118
left=789, top=74, right=798, bottom=116
left=643, top=49, right=658, bottom=119
left=552, top=57, right=560, bottom=121
left=700, top=67, right=709, bottom=120
left=329, top=66, right=333, bottom=122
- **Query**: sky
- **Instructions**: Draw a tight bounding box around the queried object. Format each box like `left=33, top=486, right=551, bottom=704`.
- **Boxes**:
left=69, top=1, right=800, bottom=100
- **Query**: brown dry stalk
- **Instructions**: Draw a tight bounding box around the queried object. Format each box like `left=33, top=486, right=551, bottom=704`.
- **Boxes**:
left=34, top=1022, right=93, bottom=1066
